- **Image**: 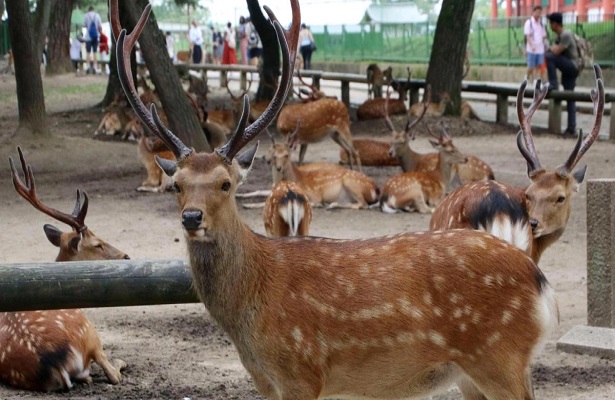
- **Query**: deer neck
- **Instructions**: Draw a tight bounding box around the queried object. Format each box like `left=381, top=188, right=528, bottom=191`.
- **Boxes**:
left=398, top=143, right=423, bottom=172
left=434, top=153, right=454, bottom=191
left=272, top=161, right=300, bottom=186
left=531, top=228, right=565, bottom=264
left=186, top=213, right=270, bottom=333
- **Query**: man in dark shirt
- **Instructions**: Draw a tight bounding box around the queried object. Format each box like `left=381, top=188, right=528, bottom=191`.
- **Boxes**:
left=545, top=12, right=580, bottom=136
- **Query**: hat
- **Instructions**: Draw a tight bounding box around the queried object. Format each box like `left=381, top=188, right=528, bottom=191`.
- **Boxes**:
left=547, top=12, right=563, bottom=25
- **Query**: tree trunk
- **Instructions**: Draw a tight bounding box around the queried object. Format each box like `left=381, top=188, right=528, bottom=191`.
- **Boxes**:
left=247, top=0, right=279, bottom=101
left=0, top=2, right=5, bottom=24
left=47, top=0, right=75, bottom=75
left=424, top=0, right=475, bottom=116
left=33, top=0, right=55, bottom=63
left=6, top=0, right=47, bottom=136
left=124, top=0, right=210, bottom=152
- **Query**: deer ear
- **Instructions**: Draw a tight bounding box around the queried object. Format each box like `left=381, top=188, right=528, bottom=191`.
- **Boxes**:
left=68, top=233, right=82, bottom=252
left=155, top=156, right=177, bottom=176
left=572, top=165, right=587, bottom=186
left=43, top=224, right=62, bottom=248
left=236, top=142, right=259, bottom=184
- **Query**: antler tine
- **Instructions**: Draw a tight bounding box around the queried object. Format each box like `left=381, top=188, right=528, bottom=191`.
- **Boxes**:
left=516, top=79, right=547, bottom=173
left=384, top=86, right=396, bottom=132
left=405, top=85, right=431, bottom=140
left=70, top=190, right=89, bottom=230
left=296, top=66, right=316, bottom=94
left=288, top=120, right=301, bottom=149
left=559, top=65, right=605, bottom=174
left=439, top=120, right=452, bottom=141
left=216, top=0, right=300, bottom=163
left=225, top=72, right=254, bottom=101
left=424, top=122, right=440, bottom=140
left=111, top=0, right=192, bottom=160
left=9, top=147, right=86, bottom=232
left=516, top=130, right=541, bottom=173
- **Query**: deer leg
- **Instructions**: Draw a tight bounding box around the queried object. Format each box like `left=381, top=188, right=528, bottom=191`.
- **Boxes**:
left=457, top=376, right=488, bottom=400
left=298, top=144, right=308, bottom=165
left=94, top=350, right=125, bottom=385
left=332, top=132, right=362, bottom=172
left=460, top=362, right=534, bottom=400
left=414, top=194, right=434, bottom=214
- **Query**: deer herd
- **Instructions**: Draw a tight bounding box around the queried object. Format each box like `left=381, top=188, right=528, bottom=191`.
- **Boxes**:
left=2, top=0, right=608, bottom=398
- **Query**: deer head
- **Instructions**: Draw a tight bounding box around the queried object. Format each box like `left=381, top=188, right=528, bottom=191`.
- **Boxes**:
left=9, top=147, right=129, bottom=262
left=266, top=123, right=300, bottom=183
left=425, top=121, right=468, bottom=169
left=387, top=85, right=430, bottom=159
left=110, top=0, right=299, bottom=239
left=296, top=68, right=328, bottom=101
left=516, top=66, right=605, bottom=239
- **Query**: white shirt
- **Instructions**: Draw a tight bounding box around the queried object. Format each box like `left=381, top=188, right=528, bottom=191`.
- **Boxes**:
left=189, top=26, right=204, bottom=46
left=225, top=27, right=236, bottom=48
left=524, top=17, right=546, bottom=54
left=70, top=38, right=82, bottom=60
left=166, top=35, right=175, bottom=57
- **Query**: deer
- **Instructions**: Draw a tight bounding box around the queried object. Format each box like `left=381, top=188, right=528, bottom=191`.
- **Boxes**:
left=410, top=91, right=451, bottom=118
left=430, top=68, right=605, bottom=265
left=5, top=148, right=127, bottom=392
left=380, top=122, right=469, bottom=214
left=366, top=63, right=389, bottom=99
left=277, top=71, right=361, bottom=170
left=263, top=180, right=312, bottom=237
left=113, top=1, right=559, bottom=399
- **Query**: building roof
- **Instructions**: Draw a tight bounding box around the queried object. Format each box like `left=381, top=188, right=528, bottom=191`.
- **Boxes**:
left=364, top=3, right=426, bottom=24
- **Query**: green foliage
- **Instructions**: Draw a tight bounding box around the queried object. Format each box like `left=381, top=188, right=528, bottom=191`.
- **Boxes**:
left=151, top=0, right=209, bottom=23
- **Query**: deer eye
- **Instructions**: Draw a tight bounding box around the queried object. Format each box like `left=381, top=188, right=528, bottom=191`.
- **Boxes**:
left=221, top=181, right=231, bottom=192
left=556, top=196, right=566, bottom=203
left=173, top=183, right=181, bottom=193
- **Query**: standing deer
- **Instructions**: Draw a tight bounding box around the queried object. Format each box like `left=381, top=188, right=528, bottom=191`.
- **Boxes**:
left=430, top=69, right=605, bottom=264
left=263, top=180, right=312, bottom=237
left=277, top=72, right=361, bottom=170
left=366, top=63, right=387, bottom=99
left=5, top=148, right=127, bottom=391
left=113, top=1, right=559, bottom=399
left=380, top=123, right=468, bottom=214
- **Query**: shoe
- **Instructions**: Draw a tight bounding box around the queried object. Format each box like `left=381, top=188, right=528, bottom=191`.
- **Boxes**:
left=562, top=128, right=577, bottom=137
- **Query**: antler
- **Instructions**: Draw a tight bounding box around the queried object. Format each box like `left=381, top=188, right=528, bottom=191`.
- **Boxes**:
left=516, top=79, right=549, bottom=174
left=225, top=72, right=254, bottom=101
left=111, top=0, right=192, bottom=161
left=383, top=86, right=396, bottom=132
left=406, top=85, right=431, bottom=140
left=296, top=68, right=318, bottom=98
left=9, top=147, right=89, bottom=233
left=557, top=65, right=605, bottom=175
left=439, top=120, right=452, bottom=141
left=216, top=0, right=300, bottom=163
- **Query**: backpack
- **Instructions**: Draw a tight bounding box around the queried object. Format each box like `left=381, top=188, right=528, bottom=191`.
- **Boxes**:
left=573, top=34, right=593, bottom=73
left=248, top=24, right=259, bottom=47
left=88, top=19, right=99, bottom=41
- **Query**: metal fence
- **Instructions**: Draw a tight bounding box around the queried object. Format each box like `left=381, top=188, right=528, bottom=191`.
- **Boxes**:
left=311, top=15, right=615, bottom=67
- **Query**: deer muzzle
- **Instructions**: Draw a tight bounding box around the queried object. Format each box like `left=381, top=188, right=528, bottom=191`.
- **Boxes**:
left=182, top=209, right=204, bottom=231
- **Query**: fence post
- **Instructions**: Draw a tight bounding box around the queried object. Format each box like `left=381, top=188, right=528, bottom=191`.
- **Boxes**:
left=200, top=69, right=208, bottom=88
left=341, top=80, right=350, bottom=109
left=557, top=179, right=615, bottom=358
left=611, top=103, right=615, bottom=140
left=548, top=99, right=562, bottom=134
left=312, top=74, right=321, bottom=90
left=240, top=71, right=247, bottom=91
left=496, top=94, right=509, bottom=124
left=220, top=70, right=227, bottom=88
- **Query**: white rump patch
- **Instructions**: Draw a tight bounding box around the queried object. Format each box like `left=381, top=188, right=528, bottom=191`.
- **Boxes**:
left=479, top=214, right=531, bottom=253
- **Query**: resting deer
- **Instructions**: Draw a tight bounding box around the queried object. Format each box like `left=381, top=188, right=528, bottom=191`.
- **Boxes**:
left=380, top=123, right=468, bottom=214
left=263, top=180, right=312, bottom=237
left=113, top=1, right=559, bottom=399
left=410, top=91, right=451, bottom=118
left=430, top=69, right=605, bottom=264
left=5, top=148, right=127, bottom=391
left=277, top=73, right=361, bottom=170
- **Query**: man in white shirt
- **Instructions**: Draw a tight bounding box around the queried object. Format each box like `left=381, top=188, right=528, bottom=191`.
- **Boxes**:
left=523, top=5, right=547, bottom=82
left=189, top=20, right=204, bottom=64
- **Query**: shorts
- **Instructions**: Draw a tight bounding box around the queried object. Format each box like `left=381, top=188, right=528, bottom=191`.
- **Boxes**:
left=248, top=48, right=263, bottom=59
left=526, top=52, right=544, bottom=69
left=86, top=39, right=99, bottom=53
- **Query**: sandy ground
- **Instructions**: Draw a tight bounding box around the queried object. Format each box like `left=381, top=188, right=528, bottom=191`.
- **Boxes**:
left=0, top=73, right=614, bottom=399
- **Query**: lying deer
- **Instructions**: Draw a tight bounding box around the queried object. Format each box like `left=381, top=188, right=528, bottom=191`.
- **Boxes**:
left=277, top=72, right=361, bottom=170
left=358, top=66, right=407, bottom=120
left=263, top=180, right=312, bottom=237
left=380, top=123, right=468, bottom=213
left=430, top=69, right=605, bottom=264
left=5, top=148, right=127, bottom=391
left=410, top=91, right=451, bottom=118
left=114, top=1, right=558, bottom=399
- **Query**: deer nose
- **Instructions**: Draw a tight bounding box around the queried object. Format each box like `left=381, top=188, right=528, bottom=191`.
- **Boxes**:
left=530, top=219, right=538, bottom=230
left=123, top=254, right=130, bottom=260
left=182, top=210, right=203, bottom=231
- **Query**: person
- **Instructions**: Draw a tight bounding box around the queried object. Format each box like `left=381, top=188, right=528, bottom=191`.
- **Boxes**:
left=545, top=12, right=580, bottom=136
left=83, top=6, right=102, bottom=74
left=211, top=27, right=222, bottom=64
left=222, top=22, right=237, bottom=65
left=298, top=23, right=315, bottom=70
left=189, top=20, right=204, bottom=64
left=523, top=5, right=546, bottom=83
left=166, top=31, right=175, bottom=62
left=238, top=16, right=249, bottom=65
left=98, top=26, right=110, bottom=75
left=245, top=17, right=262, bottom=66
left=70, top=33, right=85, bottom=76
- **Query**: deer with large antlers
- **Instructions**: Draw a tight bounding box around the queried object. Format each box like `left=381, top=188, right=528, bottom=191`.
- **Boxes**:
left=4, top=148, right=127, bottom=391
left=430, top=68, right=605, bottom=264
left=277, top=71, right=361, bottom=170
left=113, top=1, right=558, bottom=398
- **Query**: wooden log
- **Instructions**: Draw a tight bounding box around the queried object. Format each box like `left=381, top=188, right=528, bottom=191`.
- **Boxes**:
left=0, top=259, right=199, bottom=312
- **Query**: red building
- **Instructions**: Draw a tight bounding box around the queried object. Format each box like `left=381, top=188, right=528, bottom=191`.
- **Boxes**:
left=491, top=0, right=614, bottom=20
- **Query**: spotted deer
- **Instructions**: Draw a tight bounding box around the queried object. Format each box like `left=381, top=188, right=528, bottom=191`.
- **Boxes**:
left=366, top=63, right=389, bottom=99
left=380, top=123, right=469, bottom=214
left=410, top=91, right=451, bottom=118
left=5, top=148, right=127, bottom=392
left=277, top=73, right=361, bottom=170
left=430, top=68, right=605, bottom=264
left=114, top=1, right=559, bottom=398
left=266, top=125, right=379, bottom=209
left=263, top=180, right=312, bottom=237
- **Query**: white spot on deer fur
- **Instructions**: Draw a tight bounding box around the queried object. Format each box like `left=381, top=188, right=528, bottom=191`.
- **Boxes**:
left=35, top=317, right=45, bottom=323
left=292, top=327, right=303, bottom=346
left=433, top=307, right=443, bottom=317
left=472, top=312, right=481, bottom=324
left=453, top=308, right=463, bottom=319
left=434, top=275, right=445, bottom=291
left=423, top=292, right=433, bottom=306
left=483, top=275, right=493, bottom=286
left=459, top=323, right=467, bottom=332
left=396, top=332, right=415, bottom=344
left=510, top=297, right=522, bottom=310
left=487, top=332, right=501, bottom=346
left=449, top=293, right=460, bottom=304
left=429, top=331, right=446, bottom=347
left=502, top=310, right=513, bottom=324
left=449, top=348, right=463, bottom=357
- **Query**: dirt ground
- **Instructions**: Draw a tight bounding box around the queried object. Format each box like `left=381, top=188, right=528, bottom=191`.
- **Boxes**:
left=1, top=73, right=615, bottom=399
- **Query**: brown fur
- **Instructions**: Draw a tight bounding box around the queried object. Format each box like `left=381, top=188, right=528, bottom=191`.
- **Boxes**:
left=263, top=181, right=312, bottom=237
left=410, top=93, right=451, bottom=118
left=356, top=97, right=406, bottom=121
left=339, top=139, right=399, bottom=167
